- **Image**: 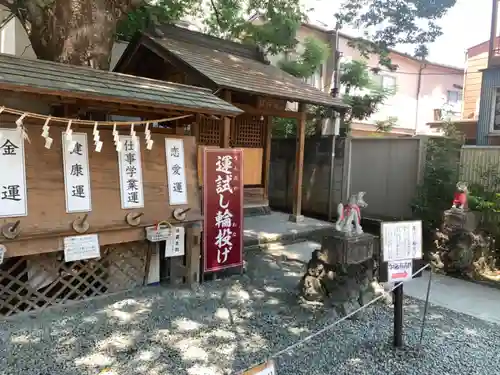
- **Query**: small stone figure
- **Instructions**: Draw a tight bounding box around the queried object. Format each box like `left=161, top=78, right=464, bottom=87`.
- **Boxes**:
left=335, top=191, right=367, bottom=236
left=451, top=182, right=468, bottom=210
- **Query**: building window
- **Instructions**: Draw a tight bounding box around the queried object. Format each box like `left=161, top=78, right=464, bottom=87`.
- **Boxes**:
left=304, top=64, right=323, bottom=90
left=447, top=90, right=462, bottom=103
left=491, top=88, right=500, bottom=132
left=372, top=74, right=397, bottom=92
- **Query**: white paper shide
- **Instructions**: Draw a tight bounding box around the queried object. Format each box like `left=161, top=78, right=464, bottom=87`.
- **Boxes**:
left=63, top=234, right=100, bottom=262
left=0, top=244, right=5, bottom=265
left=165, top=138, right=188, bottom=205
left=62, top=132, right=92, bottom=213
left=118, top=135, right=144, bottom=209
left=0, top=128, right=28, bottom=217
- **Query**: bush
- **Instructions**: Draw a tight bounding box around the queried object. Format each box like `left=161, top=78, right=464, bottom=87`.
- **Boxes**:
left=412, top=122, right=463, bottom=232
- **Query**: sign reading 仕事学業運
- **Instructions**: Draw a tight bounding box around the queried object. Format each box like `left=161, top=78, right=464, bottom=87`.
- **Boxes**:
left=117, top=135, right=144, bottom=209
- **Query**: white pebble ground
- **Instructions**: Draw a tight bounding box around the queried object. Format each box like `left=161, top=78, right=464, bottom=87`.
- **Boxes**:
left=1, top=249, right=499, bottom=375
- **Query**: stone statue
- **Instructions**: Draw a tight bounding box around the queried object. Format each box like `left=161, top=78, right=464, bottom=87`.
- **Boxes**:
left=451, top=182, right=468, bottom=210
left=335, top=191, right=367, bottom=236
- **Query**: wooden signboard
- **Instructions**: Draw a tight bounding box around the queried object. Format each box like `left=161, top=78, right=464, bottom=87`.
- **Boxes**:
left=0, top=122, right=201, bottom=258
left=256, top=96, right=287, bottom=111
left=203, top=148, right=243, bottom=273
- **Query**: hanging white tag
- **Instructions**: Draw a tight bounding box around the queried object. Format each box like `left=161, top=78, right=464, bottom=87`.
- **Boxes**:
left=44, top=137, right=53, bottom=149
left=95, top=140, right=103, bottom=152
left=146, top=139, right=153, bottom=150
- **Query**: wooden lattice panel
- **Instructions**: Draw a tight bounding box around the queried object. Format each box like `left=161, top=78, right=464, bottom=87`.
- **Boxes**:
left=198, top=117, right=221, bottom=145
left=231, top=115, right=265, bottom=148
left=0, top=242, right=148, bottom=317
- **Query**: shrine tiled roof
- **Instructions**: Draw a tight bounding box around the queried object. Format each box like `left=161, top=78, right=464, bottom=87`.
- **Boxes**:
left=117, top=25, right=349, bottom=109
left=0, top=52, right=242, bottom=116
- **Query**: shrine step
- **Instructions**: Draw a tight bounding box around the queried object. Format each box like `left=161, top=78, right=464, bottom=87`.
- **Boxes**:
left=263, top=240, right=321, bottom=264
left=243, top=227, right=333, bottom=249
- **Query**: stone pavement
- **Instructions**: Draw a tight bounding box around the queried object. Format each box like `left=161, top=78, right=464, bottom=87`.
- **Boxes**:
left=403, top=271, right=500, bottom=325
left=243, top=212, right=334, bottom=248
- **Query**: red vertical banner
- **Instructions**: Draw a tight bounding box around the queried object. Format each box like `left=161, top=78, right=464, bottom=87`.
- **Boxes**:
left=203, top=148, right=244, bottom=273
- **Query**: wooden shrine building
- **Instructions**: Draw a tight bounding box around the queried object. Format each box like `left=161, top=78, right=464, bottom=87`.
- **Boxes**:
left=114, top=24, right=349, bottom=221
left=0, top=52, right=242, bottom=317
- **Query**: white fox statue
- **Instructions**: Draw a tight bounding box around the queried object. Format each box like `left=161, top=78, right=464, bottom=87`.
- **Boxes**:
left=335, top=192, right=367, bottom=236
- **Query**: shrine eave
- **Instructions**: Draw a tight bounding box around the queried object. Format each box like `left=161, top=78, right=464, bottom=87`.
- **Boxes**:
left=0, top=53, right=243, bottom=117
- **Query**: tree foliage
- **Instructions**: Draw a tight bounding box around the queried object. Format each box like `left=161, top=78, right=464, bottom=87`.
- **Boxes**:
left=272, top=59, right=394, bottom=138
left=336, top=0, right=456, bottom=67
left=412, top=121, right=464, bottom=231
left=0, top=0, right=458, bottom=70
left=340, top=60, right=393, bottom=129
left=278, top=37, right=329, bottom=79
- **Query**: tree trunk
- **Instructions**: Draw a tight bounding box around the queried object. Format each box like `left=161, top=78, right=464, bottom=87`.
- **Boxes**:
left=1, top=0, right=140, bottom=70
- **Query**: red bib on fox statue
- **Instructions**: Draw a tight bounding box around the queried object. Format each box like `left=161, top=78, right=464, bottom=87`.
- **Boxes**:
left=451, top=182, right=468, bottom=210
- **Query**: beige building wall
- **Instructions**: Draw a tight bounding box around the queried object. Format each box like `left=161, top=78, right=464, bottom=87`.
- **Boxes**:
left=462, top=53, right=487, bottom=119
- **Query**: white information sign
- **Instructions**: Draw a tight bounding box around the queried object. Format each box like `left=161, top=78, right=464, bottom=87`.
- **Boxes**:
left=381, top=220, right=422, bottom=262
left=63, top=234, right=100, bottom=262
left=117, top=135, right=144, bottom=209
left=243, top=361, right=276, bottom=375
left=0, top=244, right=5, bottom=265
left=388, top=259, right=413, bottom=283
left=0, top=128, right=28, bottom=217
left=62, top=132, right=92, bottom=213
left=164, top=226, right=185, bottom=258
left=165, top=138, right=188, bottom=205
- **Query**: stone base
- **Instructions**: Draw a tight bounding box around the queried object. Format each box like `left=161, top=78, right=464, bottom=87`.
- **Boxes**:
left=288, top=214, right=305, bottom=223
left=298, top=247, right=382, bottom=317
left=443, top=209, right=478, bottom=232
left=321, top=232, right=375, bottom=265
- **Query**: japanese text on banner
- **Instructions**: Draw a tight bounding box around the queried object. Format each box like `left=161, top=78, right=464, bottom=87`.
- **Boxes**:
left=62, top=133, right=92, bottom=213
left=203, top=149, right=243, bottom=273
left=215, top=154, right=235, bottom=265
left=118, top=136, right=144, bottom=209
left=165, top=138, right=188, bottom=205
left=0, top=128, right=27, bottom=217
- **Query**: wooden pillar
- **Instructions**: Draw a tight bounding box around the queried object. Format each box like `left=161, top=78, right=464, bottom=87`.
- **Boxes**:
left=262, top=116, right=273, bottom=205
left=489, top=0, right=499, bottom=66
left=221, top=90, right=232, bottom=148
left=289, top=103, right=307, bottom=223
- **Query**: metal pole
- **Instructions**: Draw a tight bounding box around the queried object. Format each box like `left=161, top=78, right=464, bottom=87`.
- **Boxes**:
left=419, top=269, right=432, bottom=346
left=393, top=282, right=404, bottom=348
left=327, top=25, right=342, bottom=221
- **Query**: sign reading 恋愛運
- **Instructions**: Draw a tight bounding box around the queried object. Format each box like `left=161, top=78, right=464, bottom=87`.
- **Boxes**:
left=380, top=220, right=423, bottom=283
left=0, top=128, right=28, bottom=218
left=203, top=148, right=243, bottom=273
left=117, top=135, right=144, bottom=209
left=165, top=138, right=188, bottom=206
left=62, top=132, right=92, bottom=213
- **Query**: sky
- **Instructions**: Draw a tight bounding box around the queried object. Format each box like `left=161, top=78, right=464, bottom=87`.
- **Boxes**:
left=306, top=0, right=492, bottom=68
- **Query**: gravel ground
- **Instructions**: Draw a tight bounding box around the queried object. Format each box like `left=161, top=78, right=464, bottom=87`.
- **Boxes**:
left=1, top=249, right=499, bottom=375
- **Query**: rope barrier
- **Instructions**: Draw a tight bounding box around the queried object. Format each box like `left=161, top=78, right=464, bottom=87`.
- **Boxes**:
left=233, top=263, right=432, bottom=375
left=0, top=105, right=194, bottom=126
